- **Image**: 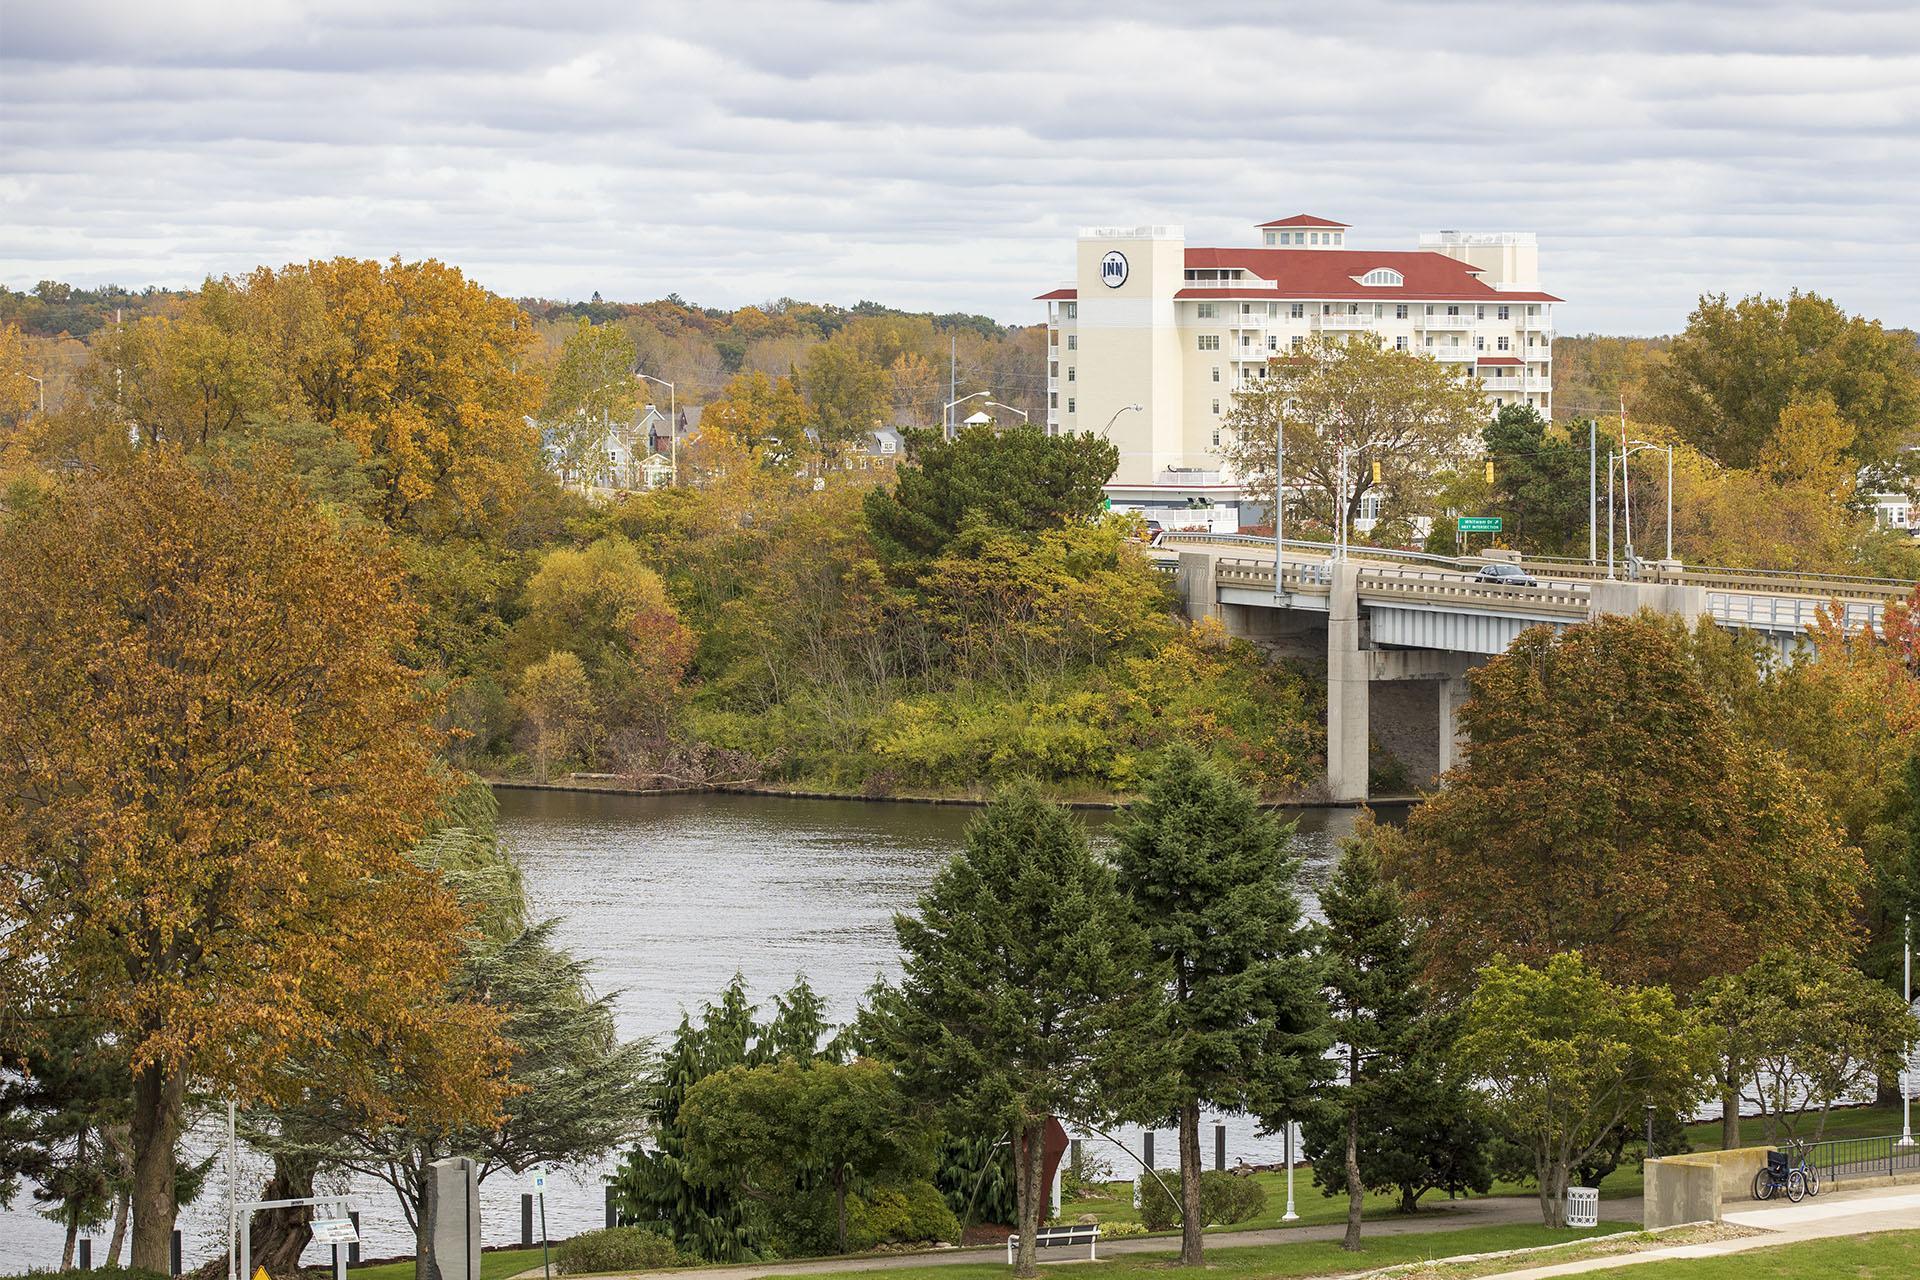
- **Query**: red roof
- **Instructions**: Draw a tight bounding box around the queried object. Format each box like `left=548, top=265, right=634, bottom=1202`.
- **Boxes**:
left=1476, top=355, right=1523, bottom=366
left=1034, top=287, right=1077, bottom=301
left=1258, top=214, right=1350, bottom=229
left=1176, top=248, right=1561, bottom=302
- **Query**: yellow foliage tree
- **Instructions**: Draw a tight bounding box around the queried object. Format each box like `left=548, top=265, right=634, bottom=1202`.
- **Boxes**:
left=0, top=450, right=508, bottom=1271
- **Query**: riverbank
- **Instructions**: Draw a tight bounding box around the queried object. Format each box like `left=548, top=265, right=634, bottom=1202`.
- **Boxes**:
left=485, top=775, right=1425, bottom=810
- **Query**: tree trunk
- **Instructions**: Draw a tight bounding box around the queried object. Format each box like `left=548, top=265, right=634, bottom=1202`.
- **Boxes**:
left=250, top=1151, right=322, bottom=1277
left=1721, top=1074, right=1740, bottom=1150
left=108, top=1187, right=129, bottom=1267
left=834, top=1171, right=848, bottom=1255
left=1177, top=1102, right=1203, bottom=1266
left=63, top=1211, right=80, bottom=1271
left=129, top=1059, right=187, bottom=1274
left=1013, top=1118, right=1045, bottom=1279
left=413, top=1163, right=434, bottom=1280
left=1343, top=1087, right=1364, bottom=1250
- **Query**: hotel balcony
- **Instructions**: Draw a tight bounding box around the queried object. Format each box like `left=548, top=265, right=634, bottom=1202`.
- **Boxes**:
left=1419, top=313, right=1476, bottom=329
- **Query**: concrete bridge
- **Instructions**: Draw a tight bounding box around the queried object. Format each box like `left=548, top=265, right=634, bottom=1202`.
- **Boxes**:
left=1150, top=535, right=1911, bottom=802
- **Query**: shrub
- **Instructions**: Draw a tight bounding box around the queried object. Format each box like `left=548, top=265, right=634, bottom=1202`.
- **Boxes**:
left=1138, top=1169, right=1269, bottom=1230
left=847, top=1179, right=961, bottom=1250
left=555, top=1226, right=681, bottom=1274
left=1102, top=1220, right=1147, bottom=1238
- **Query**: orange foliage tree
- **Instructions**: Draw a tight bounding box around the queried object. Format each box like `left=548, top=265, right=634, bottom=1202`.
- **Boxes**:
left=1386, top=613, right=1864, bottom=992
left=0, top=450, right=508, bottom=1271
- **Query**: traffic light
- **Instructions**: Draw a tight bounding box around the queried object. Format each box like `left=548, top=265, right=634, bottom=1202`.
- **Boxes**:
left=1484, top=459, right=1495, bottom=483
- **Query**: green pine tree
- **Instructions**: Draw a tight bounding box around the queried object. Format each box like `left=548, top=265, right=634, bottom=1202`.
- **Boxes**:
left=1109, top=746, right=1329, bottom=1266
left=1306, top=824, right=1488, bottom=1248
left=884, top=783, right=1166, bottom=1278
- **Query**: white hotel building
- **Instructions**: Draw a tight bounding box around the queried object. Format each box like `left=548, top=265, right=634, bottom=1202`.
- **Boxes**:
left=1036, top=215, right=1561, bottom=530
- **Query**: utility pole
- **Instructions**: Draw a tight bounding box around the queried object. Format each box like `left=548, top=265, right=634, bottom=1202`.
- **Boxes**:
left=1273, top=418, right=1284, bottom=594
left=1607, top=450, right=1616, bottom=579
left=949, top=334, right=956, bottom=438
left=1588, top=418, right=1597, bottom=564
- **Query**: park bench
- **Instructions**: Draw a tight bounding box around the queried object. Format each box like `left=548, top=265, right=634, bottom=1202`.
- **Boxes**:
left=1006, top=1223, right=1100, bottom=1264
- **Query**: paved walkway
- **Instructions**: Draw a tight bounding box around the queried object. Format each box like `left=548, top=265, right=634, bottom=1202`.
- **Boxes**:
left=531, top=1194, right=1615, bottom=1280
left=1477, top=1183, right=1920, bottom=1279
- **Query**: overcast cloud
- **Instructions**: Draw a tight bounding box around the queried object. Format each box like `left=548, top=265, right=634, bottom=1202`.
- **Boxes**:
left=2, top=0, right=1917, bottom=333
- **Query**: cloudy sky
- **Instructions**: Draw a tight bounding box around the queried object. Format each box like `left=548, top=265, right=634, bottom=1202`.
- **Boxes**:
left=2, top=0, right=1917, bottom=333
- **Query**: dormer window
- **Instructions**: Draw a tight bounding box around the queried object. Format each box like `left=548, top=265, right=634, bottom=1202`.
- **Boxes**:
left=1359, top=268, right=1404, bottom=287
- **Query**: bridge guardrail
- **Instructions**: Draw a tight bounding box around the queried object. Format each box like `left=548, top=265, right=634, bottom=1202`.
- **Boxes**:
left=1356, top=568, right=1591, bottom=615
left=1707, top=593, right=1885, bottom=633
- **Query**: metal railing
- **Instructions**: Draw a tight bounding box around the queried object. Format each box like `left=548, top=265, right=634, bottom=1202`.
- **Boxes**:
left=1708, top=593, right=1885, bottom=633
left=1797, top=1133, right=1920, bottom=1184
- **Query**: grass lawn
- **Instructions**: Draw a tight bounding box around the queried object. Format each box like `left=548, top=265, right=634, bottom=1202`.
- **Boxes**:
left=350, top=1246, right=549, bottom=1280
left=754, top=1222, right=1633, bottom=1280
left=1061, top=1102, right=1911, bottom=1225
left=1575, top=1229, right=1920, bottom=1278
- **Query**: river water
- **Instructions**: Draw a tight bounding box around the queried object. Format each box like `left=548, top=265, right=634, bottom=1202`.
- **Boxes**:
left=0, top=789, right=1394, bottom=1271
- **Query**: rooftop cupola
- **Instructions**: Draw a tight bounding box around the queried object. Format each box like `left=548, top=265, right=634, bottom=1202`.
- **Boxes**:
left=1258, top=214, right=1349, bottom=248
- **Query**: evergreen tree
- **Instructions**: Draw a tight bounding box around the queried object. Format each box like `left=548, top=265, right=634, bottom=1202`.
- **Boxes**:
left=1304, top=827, right=1489, bottom=1246
left=609, top=975, right=836, bottom=1262
left=1108, top=746, right=1328, bottom=1266
left=883, top=784, right=1166, bottom=1278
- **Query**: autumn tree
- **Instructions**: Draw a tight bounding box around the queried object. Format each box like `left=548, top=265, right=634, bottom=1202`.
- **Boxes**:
left=1223, top=335, right=1487, bottom=540
left=542, top=319, right=638, bottom=481
left=1386, top=612, right=1865, bottom=992
left=510, top=536, right=695, bottom=741
left=1108, top=747, right=1327, bottom=1266
left=880, top=786, right=1168, bottom=1278
left=802, top=341, right=890, bottom=457
left=1646, top=290, right=1920, bottom=469
left=0, top=449, right=507, bottom=1272
left=700, top=370, right=818, bottom=468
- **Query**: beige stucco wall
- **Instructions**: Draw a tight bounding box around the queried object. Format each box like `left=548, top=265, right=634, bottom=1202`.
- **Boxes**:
left=1073, top=229, right=1186, bottom=485
left=1643, top=1148, right=1774, bottom=1228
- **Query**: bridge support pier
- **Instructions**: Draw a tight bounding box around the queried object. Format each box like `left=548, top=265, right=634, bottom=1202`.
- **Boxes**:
left=1437, top=674, right=1469, bottom=776
left=1327, top=562, right=1370, bottom=803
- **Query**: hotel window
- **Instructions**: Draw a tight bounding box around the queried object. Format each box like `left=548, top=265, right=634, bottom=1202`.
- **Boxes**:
left=1067, top=397, right=1076, bottom=413
left=1067, top=334, right=1076, bottom=350
left=1446, top=305, right=1461, bottom=317
left=1050, top=392, right=1058, bottom=408
left=1360, top=268, right=1404, bottom=287
left=1476, top=306, right=1485, bottom=319
left=1291, top=336, right=1305, bottom=350
left=1394, top=336, right=1408, bottom=351
left=1212, top=426, right=1221, bottom=446
left=1290, top=303, right=1305, bottom=318
left=1268, top=335, right=1278, bottom=350
left=1064, top=303, right=1076, bottom=319
left=1241, top=335, right=1253, bottom=349
left=1197, top=302, right=1217, bottom=318
left=1066, top=366, right=1075, bottom=382
left=1310, top=232, right=1321, bottom=245
left=1348, top=303, right=1361, bottom=315
left=1267, top=302, right=1278, bottom=317
left=1212, top=367, right=1221, bottom=382
left=1321, top=303, right=1333, bottom=316
left=1497, top=305, right=1510, bottom=320
left=1475, top=336, right=1485, bottom=351
left=1332, top=232, right=1343, bottom=244
left=1211, top=399, right=1221, bottom=415
left=1198, top=334, right=1220, bottom=351
left=1241, top=303, right=1253, bottom=315
left=1395, top=304, right=1408, bottom=319
left=1425, top=336, right=1435, bottom=347
left=1049, top=330, right=1058, bottom=346
left=1265, top=231, right=1278, bottom=245
left=1050, top=361, right=1059, bottom=377
left=1497, top=336, right=1510, bottom=351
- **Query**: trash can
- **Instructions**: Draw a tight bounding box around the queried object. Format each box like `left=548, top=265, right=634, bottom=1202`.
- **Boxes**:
left=1564, top=1186, right=1600, bottom=1228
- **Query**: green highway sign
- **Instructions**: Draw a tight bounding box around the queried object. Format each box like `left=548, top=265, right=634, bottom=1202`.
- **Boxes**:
left=1457, top=516, right=1503, bottom=533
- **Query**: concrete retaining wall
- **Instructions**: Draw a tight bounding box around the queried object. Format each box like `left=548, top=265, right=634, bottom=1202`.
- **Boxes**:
left=1643, top=1147, right=1772, bottom=1228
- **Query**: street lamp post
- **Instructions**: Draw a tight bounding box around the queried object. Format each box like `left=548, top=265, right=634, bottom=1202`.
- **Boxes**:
left=21, top=372, right=45, bottom=414
left=1902, top=912, right=1914, bottom=1148
left=635, top=373, right=676, bottom=485
left=942, top=391, right=989, bottom=438
left=980, top=400, right=1028, bottom=425
left=1100, top=403, right=1143, bottom=438
left=1282, top=1120, right=1298, bottom=1221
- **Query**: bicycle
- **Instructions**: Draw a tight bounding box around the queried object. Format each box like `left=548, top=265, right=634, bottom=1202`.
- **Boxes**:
left=1751, top=1142, right=1820, bottom=1202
